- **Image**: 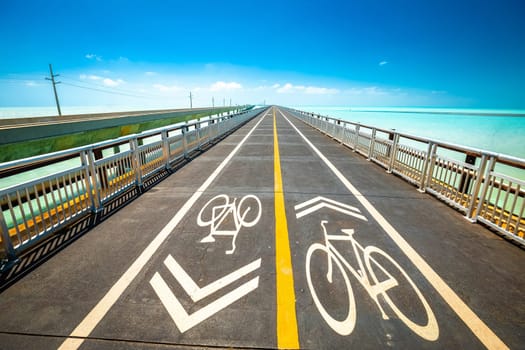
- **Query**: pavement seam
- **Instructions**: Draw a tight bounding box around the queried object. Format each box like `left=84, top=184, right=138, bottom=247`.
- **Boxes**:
left=0, top=331, right=275, bottom=350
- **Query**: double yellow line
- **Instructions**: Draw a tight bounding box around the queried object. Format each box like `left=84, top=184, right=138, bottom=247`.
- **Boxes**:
left=273, top=107, right=300, bottom=349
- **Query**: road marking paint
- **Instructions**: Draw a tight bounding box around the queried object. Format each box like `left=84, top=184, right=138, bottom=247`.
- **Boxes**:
left=150, top=256, right=261, bottom=332
left=58, top=110, right=269, bottom=350
left=198, top=193, right=262, bottom=255
left=295, top=195, right=368, bottom=221
left=273, top=108, right=300, bottom=349
left=279, top=109, right=509, bottom=350
left=151, top=273, right=259, bottom=333
left=162, top=255, right=261, bottom=302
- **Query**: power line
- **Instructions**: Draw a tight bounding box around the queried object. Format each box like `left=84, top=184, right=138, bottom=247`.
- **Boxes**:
left=60, top=75, right=163, bottom=98
left=60, top=82, right=154, bottom=99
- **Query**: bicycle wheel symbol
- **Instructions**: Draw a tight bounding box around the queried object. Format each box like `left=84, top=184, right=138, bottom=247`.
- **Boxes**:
left=305, top=221, right=439, bottom=341
left=197, top=194, right=262, bottom=254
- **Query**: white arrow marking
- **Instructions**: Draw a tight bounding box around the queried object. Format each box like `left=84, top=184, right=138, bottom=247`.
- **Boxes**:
left=295, top=196, right=368, bottom=221
left=151, top=273, right=259, bottom=333
left=149, top=255, right=261, bottom=333
left=163, top=255, right=261, bottom=302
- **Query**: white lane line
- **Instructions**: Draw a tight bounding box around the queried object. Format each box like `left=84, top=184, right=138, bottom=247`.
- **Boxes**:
left=58, top=110, right=269, bottom=350
left=278, top=109, right=509, bottom=350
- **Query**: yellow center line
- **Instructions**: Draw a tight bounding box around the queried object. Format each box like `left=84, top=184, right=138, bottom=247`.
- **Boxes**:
left=273, top=107, right=300, bottom=349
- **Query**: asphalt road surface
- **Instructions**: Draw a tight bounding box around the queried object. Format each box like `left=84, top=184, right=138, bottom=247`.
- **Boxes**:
left=0, top=107, right=523, bottom=349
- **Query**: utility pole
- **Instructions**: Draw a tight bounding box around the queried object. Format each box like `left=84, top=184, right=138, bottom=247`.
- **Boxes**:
left=223, top=98, right=225, bottom=107
left=46, top=63, right=62, bottom=116
left=212, top=97, right=215, bottom=108
left=229, top=98, right=232, bottom=107
left=189, top=91, right=193, bottom=109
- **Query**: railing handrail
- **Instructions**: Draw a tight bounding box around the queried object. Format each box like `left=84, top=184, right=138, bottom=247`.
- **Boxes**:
left=291, top=108, right=525, bottom=169
left=288, top=107, right=525, bottom=247
left=0, top=105, right=251, bottom=127
left=0, top=106, right=266, bottom=270
left=0, top=110, right=249, bottom=175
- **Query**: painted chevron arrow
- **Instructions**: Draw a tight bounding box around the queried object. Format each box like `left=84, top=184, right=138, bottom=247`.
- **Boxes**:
left=150, top=255, right=261, bottom=333
left=294, top=196, right=368, bottom=221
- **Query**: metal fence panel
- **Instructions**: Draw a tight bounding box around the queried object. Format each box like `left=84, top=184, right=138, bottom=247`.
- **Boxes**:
left=0, top=107, right=264, bottom=268
left=289, top=107, right=525, bottom=246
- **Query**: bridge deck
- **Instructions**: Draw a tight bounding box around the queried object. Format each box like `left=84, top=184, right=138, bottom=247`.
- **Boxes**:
left=0, top=107, right=523, bottom=349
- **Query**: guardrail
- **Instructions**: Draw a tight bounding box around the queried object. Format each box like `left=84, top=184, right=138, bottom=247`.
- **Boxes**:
left=287, top=108, right=525, bottom=246
left=0, top=107, right=265, bottom=270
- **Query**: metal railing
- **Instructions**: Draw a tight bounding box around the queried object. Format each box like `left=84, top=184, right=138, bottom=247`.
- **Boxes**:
left=288, top=108, right=525, bottom=246
left=0, top=108, right=265, bottom=269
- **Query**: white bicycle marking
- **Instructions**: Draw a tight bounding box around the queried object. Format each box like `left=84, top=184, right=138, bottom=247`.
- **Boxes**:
left=305, top=220, right=439, bottom=340
left=281, top=109, right=509, bottom=350
left=58, top=111, right=269, bottom=350
left=198, top=194, right=262, bottom=254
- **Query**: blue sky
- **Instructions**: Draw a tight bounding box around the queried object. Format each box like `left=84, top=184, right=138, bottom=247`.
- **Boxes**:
left=1, top=0, right=524, bottom=109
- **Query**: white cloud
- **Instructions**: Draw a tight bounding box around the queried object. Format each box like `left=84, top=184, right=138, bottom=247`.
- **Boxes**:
left=276, top=83, right=339, bottom=95
left=85, top=53, right=102, bottom=61
left=363, top=86, right=387, bottom=95
left=103, top=78, right=124, bottom=87
left=379, top=60, right=388, bottom=66
left=79, top=74, right=124, bottom=87
left=145, top=71, right=157, bottom=76
left=210, top=81, right=242, bottom=91
left=271, top=83, right=281, bottom=89
left=80, top=74, right=103, bottom=81
left=305, top=86, right=340, bottom=95
left=25, top=81, right=37, bottom=87
left=276, top=83, right=301, bottom=93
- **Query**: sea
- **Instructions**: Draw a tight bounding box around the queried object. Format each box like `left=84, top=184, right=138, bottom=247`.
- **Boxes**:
left=292, top=106, right=525, bottom=160
left=0, top=106, right=524, bottom=190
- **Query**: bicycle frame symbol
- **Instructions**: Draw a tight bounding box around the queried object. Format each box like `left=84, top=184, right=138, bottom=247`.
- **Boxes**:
left=306, top=220, right=439, bottom=341
left=197, top=194, right=262, bottom=254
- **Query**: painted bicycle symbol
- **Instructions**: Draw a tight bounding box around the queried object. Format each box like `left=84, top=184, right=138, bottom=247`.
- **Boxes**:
left=306, top=220, right=439, bottom=341
left=197, top=194, right=262, bottom=254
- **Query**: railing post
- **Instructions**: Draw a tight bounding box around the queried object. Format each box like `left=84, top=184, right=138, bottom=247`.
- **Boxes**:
left=0, top=200, right=18, bottom=264
left=419, top=142, right=436, bottom=192
left=196, top=123, right=202, bottom=151
left=353, top=124, right=360, bottom=151
left=340, top=122, right=346, bottom=144
left=81, top=150, right=98, bottom=212
left=459, top=153, right=477, bottom=192
left=387, top=133, right=400, bottom=174
left=130, top=137, right=144, bottom=190
left=368, top=128, right=377, bottom=160
left=161, top=130, right=170, bottom=170
left=214, top=118, right=220, bottom=139
left=182, top=123, right=189, bottom=159
left=465, top=154, right=488, bottom=221
left=86, top=148, right=103, bottom=212
left=473, top=155, right=497, bottom=220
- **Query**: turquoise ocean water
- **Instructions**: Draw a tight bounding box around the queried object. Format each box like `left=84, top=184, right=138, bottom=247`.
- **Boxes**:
left=0, top=106, right=524, bottom=190
left=293, top=106, right=525, bottom=160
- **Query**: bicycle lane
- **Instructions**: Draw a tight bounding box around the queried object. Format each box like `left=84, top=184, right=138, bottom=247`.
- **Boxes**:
left=56, top=108, right=281, bottom=350
left=275, top=107, right=510, bottom=349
